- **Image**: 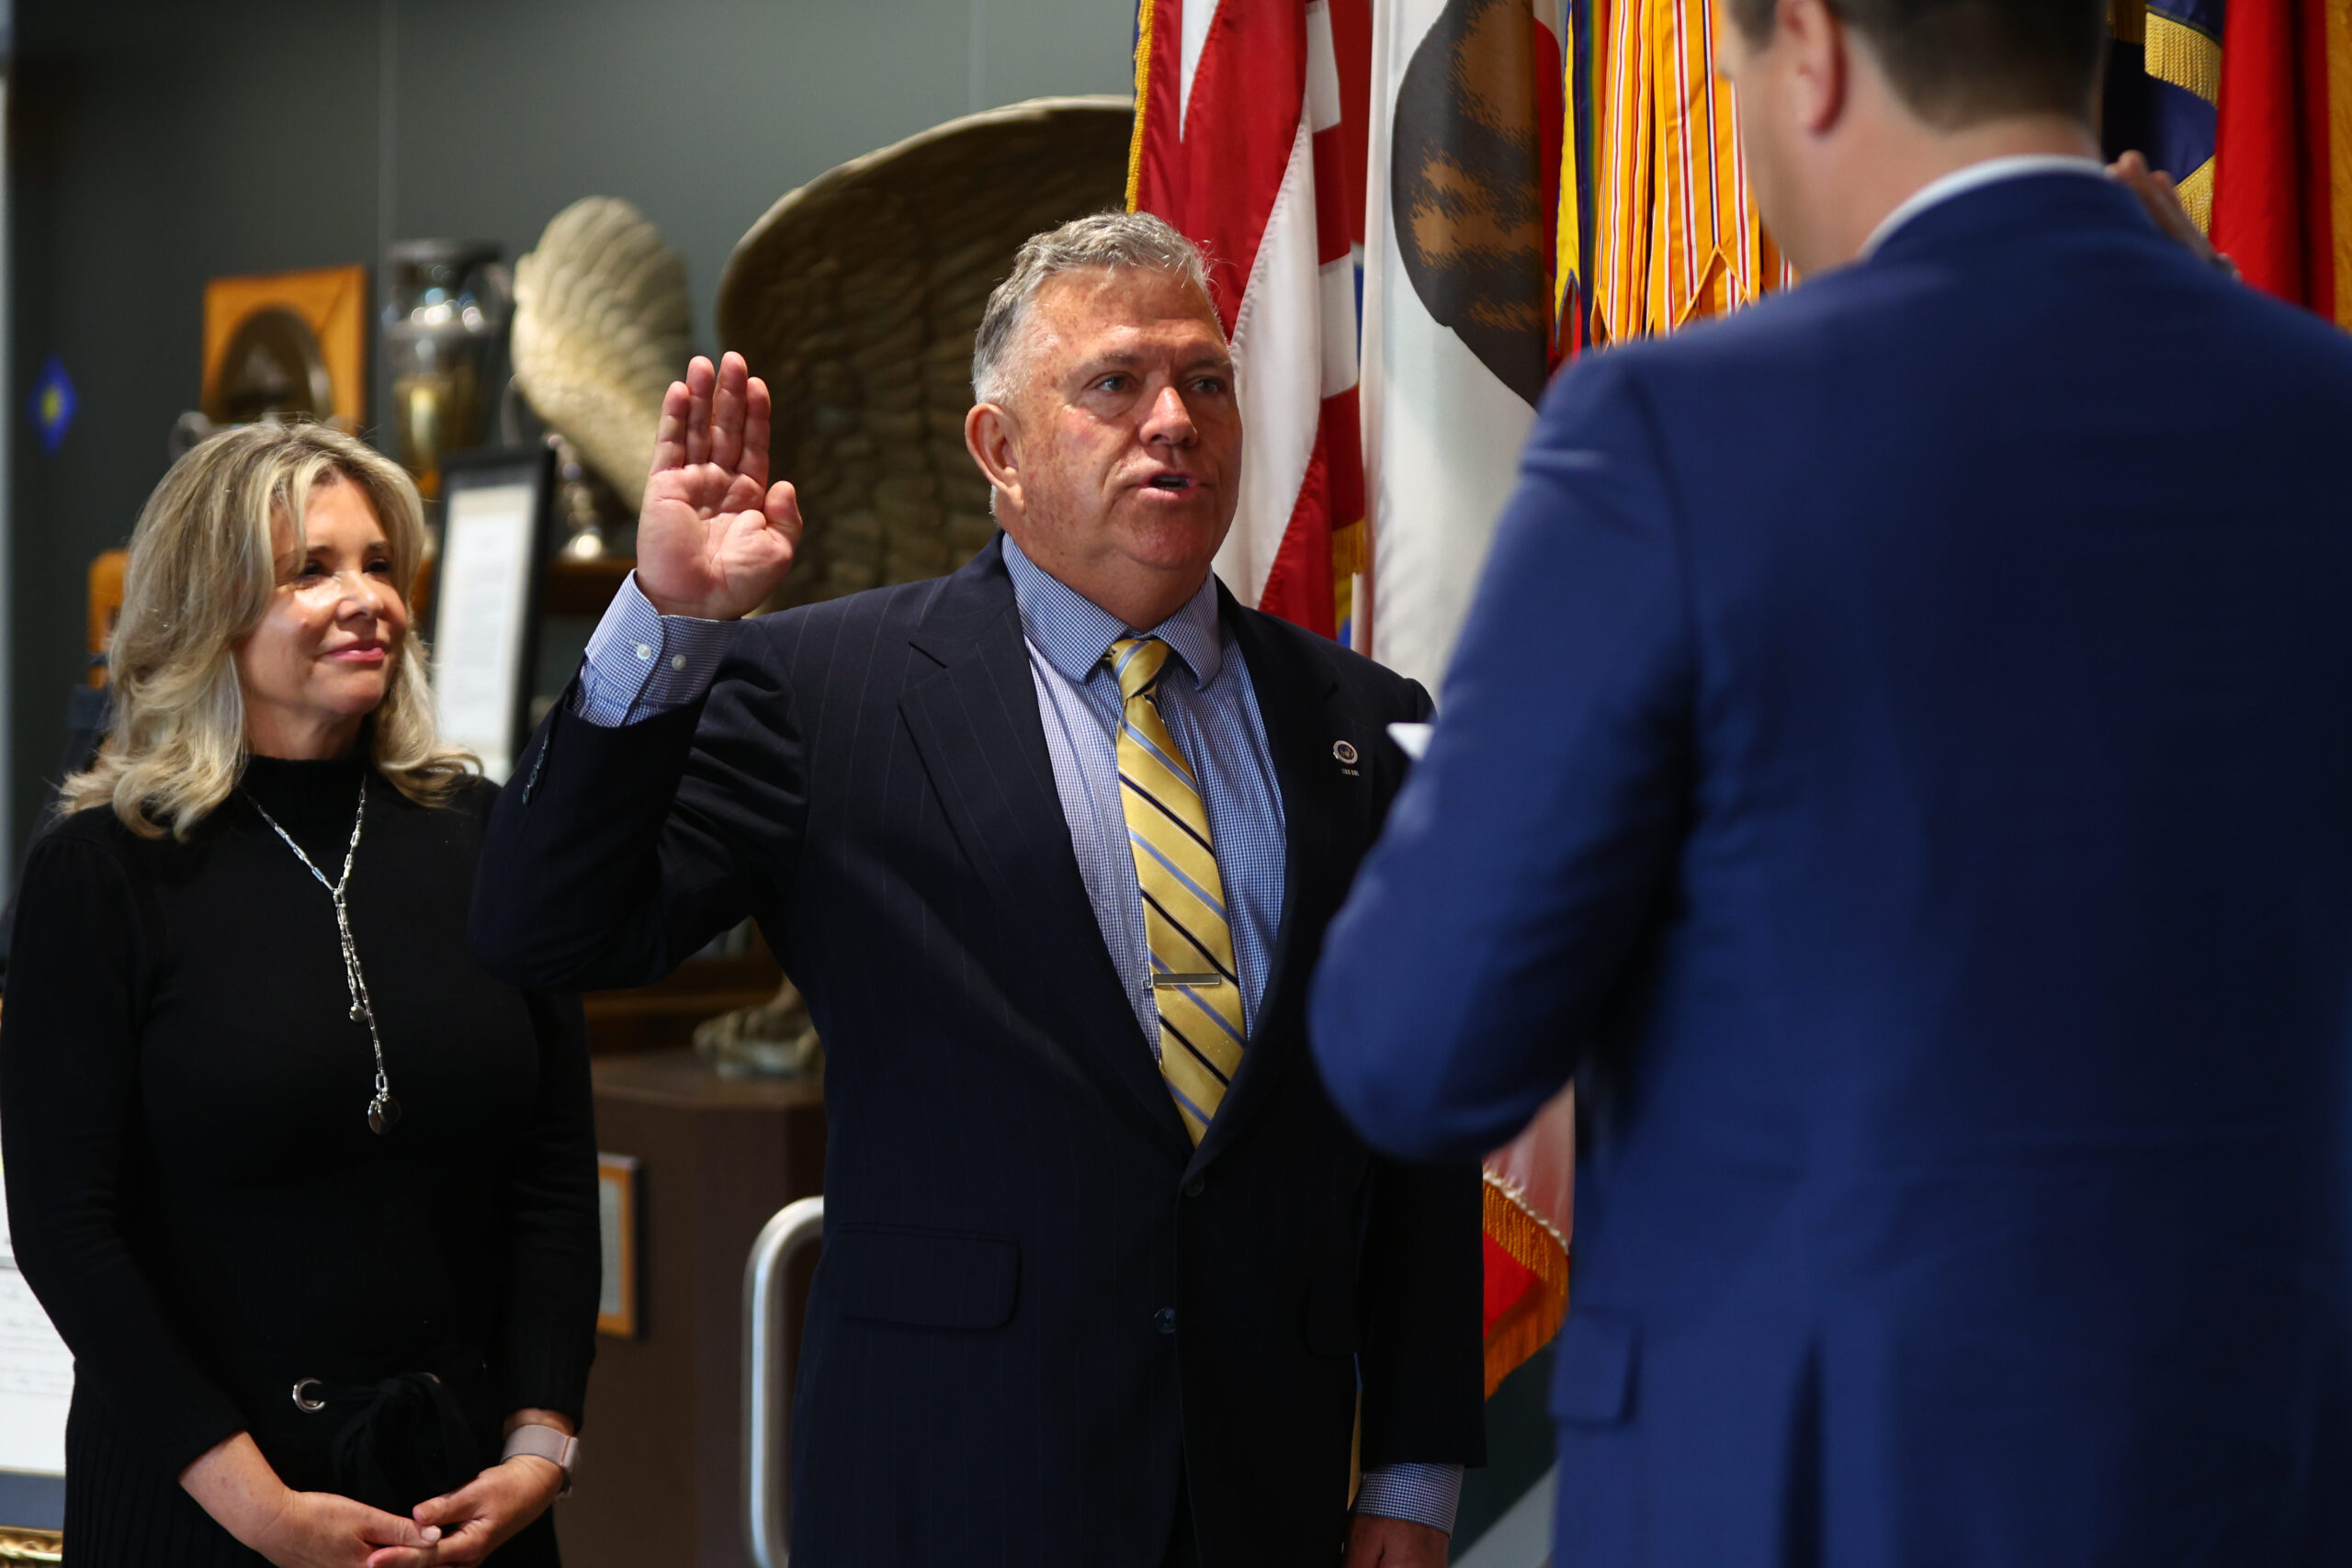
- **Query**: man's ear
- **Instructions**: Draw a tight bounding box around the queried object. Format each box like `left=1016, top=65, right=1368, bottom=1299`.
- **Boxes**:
left=1779, top=0, right=1849, bottom=137
left=965, top=401, right=1023, bottom=518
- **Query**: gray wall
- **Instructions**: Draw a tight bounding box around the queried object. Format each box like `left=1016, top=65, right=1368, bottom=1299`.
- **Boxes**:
left=6, top=0, right=1132, bottom=856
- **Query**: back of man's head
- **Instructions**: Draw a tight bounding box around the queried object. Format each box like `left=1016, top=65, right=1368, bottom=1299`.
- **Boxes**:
left=1729, top=0, right=2107, bottom=129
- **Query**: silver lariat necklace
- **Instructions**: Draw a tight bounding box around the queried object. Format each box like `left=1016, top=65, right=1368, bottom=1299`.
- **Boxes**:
left=245, top=774, right=401, bottom=1134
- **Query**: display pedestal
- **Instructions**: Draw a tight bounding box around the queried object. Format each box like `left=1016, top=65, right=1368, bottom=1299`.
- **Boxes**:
left=559, top=1051, right=824, bottom=1568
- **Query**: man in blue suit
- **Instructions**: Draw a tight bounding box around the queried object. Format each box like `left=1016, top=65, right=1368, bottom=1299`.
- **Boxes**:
left=1311, top=2, right=2352, bottom=1564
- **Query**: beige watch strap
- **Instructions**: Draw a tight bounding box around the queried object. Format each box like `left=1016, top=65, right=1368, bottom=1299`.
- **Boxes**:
left=502, top=1423, right=579, bottom=1496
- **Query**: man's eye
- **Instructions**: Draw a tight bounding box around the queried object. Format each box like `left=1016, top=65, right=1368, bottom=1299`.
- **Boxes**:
left=1096, top=375, right=1131, bottom=392
left=1193, top=377, right=1229, bottom=395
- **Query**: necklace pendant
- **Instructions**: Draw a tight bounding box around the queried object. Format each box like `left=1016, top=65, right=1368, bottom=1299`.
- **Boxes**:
left=349, top=1002, right=365, bottom=1023
left=368, top=1093, right=401, bottom=1135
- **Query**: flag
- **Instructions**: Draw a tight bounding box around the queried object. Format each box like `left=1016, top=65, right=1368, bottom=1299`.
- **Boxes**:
left=2106, top=0, right=2352, bottom=328
left=1359, top=0, right=1577, bottom=1398
left=1362, top=0, right=1567, bottom=689
left=1481, top=1089, right=1576, bottom=1394
left=1555, top=0, right=1597, bottom=361
left=1128, top=0, right=1369, bottom=637
left=1591, top=0, right=1789, bottom=343
left=2211, top=0, right=2352, bottom=322
left=2105, top=3, right=2225, bottom=230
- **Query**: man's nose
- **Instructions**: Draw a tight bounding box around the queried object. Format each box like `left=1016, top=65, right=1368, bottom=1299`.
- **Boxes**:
left=1140, top=384, right=1198, bottom=446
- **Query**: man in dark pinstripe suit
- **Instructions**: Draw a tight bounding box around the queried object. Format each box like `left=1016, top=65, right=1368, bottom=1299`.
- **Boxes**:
left=472, top=213, right=1484, bottom=1567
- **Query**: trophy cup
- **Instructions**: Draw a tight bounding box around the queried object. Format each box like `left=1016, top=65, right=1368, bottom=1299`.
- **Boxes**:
left=382, top=240, right=512, bottom=500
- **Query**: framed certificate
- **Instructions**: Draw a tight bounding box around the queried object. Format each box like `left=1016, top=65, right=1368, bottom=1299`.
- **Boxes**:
left=0, top=1141, right=69, bottom=1541
left=430, top=446, right=555, bottom=783
left=596, top=1154, right=644, bottom=1339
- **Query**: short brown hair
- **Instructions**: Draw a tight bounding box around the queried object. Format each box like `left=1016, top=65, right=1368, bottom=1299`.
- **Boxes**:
left=1730, top=0, right=2107, bottom=128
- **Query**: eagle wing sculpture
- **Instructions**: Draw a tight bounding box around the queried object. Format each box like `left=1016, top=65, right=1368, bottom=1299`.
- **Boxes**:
left=511, top=197, right=692, bottom=512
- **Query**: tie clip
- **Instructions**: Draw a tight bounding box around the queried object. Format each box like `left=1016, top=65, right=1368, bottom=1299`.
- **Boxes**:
left=1153, top=973, right=1223, bottom=988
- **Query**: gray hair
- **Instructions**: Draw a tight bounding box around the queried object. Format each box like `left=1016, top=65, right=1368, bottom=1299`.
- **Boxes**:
left=970, top=211, right=1217, bottom=407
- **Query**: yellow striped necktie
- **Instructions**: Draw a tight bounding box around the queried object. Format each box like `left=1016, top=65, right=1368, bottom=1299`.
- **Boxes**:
left=1110, top=636, right=1247, bottom=1144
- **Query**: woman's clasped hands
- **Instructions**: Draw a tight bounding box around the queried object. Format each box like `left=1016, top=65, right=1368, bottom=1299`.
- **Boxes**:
left=389, top=1454, right=568, bottom=1568
left=185, top=1429, right=566, bottom=1568
left=251, top=1457, right=563, bottom=1568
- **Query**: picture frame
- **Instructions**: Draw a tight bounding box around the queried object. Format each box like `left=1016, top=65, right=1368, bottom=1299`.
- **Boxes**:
left=596, top=1153, right=644, bottom=1340
left=429, top=445, right=556, bottom=784
left=201, top=265, right=368, bottom=429
left=0, top=1139, right=68, bottom=1547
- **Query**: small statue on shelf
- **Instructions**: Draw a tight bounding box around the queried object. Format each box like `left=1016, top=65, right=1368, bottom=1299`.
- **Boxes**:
left=692, top=977, right=824, bottom=1081
left=549, top=433, right=633, bottom=561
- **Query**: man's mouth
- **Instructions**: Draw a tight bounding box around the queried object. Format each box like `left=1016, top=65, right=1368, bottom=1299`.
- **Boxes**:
left=1145, top=474, right=1193, bottom=491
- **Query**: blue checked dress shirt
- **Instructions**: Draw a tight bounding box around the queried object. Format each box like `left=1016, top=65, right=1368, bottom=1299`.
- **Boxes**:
left=571, top=547, right=1461, bottom=1535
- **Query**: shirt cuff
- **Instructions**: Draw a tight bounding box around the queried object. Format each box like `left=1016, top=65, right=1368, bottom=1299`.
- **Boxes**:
left=571, top=572, right=736, bottom=727
left=1353, top=1462, right=1463, bottom=1536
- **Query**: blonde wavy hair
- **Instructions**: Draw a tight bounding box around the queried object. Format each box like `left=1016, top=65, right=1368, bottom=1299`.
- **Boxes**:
left=63, top=421, right=476, bottom=839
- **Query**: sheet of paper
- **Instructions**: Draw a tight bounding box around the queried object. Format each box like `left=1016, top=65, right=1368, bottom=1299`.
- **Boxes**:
left=0, top=1145, right=72, bottom=1477
left=432, top=480, right=537, bottom=782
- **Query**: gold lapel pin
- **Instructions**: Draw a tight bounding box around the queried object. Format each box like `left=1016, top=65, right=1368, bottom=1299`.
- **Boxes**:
left=1333, top=739, right=1359, bottom=772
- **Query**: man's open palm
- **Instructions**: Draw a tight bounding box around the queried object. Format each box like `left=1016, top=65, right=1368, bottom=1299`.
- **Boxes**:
left=637, top=351, right=804, bottom=620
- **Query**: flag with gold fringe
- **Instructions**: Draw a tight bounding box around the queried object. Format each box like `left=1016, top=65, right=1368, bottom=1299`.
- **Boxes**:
left=1589, top=0, right=1788, bottom=344
left=1358, top=0, right=1582, bottom=1399
left=2106, top=0, right=2352, bottom=328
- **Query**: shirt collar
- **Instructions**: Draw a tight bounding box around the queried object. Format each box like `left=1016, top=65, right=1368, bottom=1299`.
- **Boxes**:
left=1000, top=532, right=1226, bottom=688
left=1860, top=153, right=2109, bottom=259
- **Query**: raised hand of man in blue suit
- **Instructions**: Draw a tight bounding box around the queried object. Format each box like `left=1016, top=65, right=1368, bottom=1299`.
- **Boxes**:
left=1312, top=3, right=2352, bottom=1566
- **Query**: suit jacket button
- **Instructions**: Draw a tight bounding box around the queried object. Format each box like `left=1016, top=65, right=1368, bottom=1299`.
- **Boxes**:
left=1182, top=1176, right=1204, bottom=1198
left=1153, top=1306, right=1177, bottom=1335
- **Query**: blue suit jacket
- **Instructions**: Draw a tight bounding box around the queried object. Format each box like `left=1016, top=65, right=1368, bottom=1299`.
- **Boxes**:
left=1312, top=172, right=2352, bottom=1567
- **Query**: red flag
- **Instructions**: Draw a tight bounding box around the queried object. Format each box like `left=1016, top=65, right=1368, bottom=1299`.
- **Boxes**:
left=2211, top=0, right=2351, bottom=324
left=1135, top=0, right=1577, bottom=1404
left=1129, top=0, right=1366, bottom=638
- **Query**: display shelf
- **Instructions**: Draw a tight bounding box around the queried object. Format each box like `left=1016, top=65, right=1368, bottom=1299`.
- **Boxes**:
left=581, top=946, right=783, bottom=1057
left=543, top=555, right=637, bottom=618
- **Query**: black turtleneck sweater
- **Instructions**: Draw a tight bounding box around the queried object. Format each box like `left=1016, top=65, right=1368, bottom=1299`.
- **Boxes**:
left=1, top=756, right=597, bottom=1562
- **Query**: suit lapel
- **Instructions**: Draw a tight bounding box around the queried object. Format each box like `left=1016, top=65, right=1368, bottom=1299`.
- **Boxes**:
left=899, top=544, right=1193, bottom=1158
left=1190, top=597, right=1359, bottom=1175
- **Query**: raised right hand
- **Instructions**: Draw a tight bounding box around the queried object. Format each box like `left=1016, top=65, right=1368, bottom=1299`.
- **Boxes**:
left=637, top=350, right=805, bottom=620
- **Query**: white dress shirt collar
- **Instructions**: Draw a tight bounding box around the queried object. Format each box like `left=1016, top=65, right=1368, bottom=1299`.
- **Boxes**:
left=1860, top=153, right=2109, bottom=259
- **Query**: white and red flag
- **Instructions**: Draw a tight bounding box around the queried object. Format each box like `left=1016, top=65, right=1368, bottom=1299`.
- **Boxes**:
left=1127, top=0, right=1370, bottom=639
left=1130, top=0, right=1577, bottom=1405
left=1362, top=0, right=1566, bottom=687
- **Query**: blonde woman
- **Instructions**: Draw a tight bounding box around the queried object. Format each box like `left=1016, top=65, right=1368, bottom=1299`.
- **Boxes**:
left=1, top=423, right=595, bottom=1568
